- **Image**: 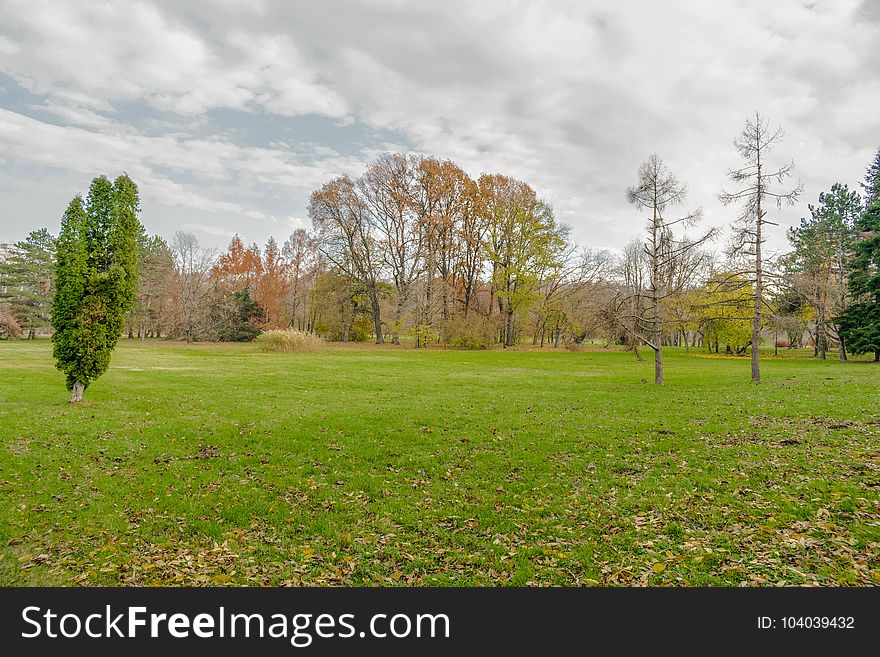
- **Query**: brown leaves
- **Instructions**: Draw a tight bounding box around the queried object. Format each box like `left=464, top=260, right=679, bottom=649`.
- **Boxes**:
left=196, top=445, right=220, bottom=459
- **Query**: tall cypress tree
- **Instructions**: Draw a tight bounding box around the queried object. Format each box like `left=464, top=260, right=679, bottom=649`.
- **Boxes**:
left=52, top=174, right=142, bottom=402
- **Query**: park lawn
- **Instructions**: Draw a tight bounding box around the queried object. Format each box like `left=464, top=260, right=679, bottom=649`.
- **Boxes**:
left=0, top=339, right=878, bottom=586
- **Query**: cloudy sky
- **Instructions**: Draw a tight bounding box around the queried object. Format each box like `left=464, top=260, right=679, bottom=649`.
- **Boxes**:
left=1, top=0, right=878, bottom=254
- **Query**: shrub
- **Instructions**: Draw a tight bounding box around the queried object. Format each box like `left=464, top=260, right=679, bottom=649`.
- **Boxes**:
left=255, top=329, right=324, bottom=353
left=349, top=315, right=374, bottom=342
left=439, top=314, right=497, bottom=349
left=0, top=304, right=22, bottom=339
left=410, top=323, right=438, bottom=347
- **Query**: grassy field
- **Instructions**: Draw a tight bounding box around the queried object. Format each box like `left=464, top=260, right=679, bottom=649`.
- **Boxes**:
left=1, top=339, right=878, bottom=586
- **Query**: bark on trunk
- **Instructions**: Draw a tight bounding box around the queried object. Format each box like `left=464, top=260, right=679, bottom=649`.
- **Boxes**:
left=368, top=283, right=383, bottom=344
left=649, top=200, right=664, bottom=385
left=69, top=381, right=85, bottom=403
left=392, top=293, right=405, bottom=345
left=816, top=312, right=827, bottom=360
left=504, top=308, right=514, bottom=347
left=652, top=295, right=663, bottom=385
left=752, top=209, right=762, bottom=383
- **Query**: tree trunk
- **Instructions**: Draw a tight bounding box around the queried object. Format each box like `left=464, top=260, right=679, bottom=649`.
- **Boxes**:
left=752, top=211, right=762, bottom=383
left=391, top=293, right=405, bottom=345
left=368, top=283, right=383, bottom=344
left=838, top=333, right=847, bottom=361
left=652, top=294, right=663, bottom=384
left=504, top=307, right=514, bottom=347
left=816, top=311, right=827, bottom=360
left=69, top=381, right=84, bottom=403
left=649, top=200, right=663, bottom=384
left=875, top=349, right=879, bottom=362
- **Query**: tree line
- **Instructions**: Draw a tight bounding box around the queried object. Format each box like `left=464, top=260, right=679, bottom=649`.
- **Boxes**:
left=2, top=114, right=879, bottom=385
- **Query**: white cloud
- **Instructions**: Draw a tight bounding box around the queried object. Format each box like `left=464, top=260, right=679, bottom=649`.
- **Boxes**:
left=180, top=223, right=237, bottom=239
left=0, top=1, right=348, bottom=119
left=0, top=0, right=879, bottom=252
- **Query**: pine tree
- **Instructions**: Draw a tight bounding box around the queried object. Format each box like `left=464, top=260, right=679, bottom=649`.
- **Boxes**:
left=0, top=228, right=56, bottom=338
left=52, top=174, right=142, bottom=402
left=836, top=202, right=880, bottom=361
left=862, top=146, right=880, bottom=207
left=784, top=183, right=861, bottom=360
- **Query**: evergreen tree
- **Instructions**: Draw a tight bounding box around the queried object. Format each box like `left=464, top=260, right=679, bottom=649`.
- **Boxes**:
left=836, top=203, right=880, bottom=361
left=52, top=174, right=142, bottom=402
left=215, top=288, right=263, bottom=342
left=784, top=183, right=861, bottom=359
left=862, top=146, right=880, bottom=207
left=0, top=228, right=56, bottom=338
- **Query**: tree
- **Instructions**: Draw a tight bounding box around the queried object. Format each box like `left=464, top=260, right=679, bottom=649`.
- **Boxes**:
left=784, top=183, right=861, bottom=359
left=719, top=113, right=803, bottom=382
left=309, top=177, right=385, bottom=344
left=282, top=228, right=318, bottom=331
left=768, top=285, right=810, bottom=350
left=626, top=154, right=712, bottom=383
left=862, top=146, right=880, bottom=207
left=481, top=175, right=565, bottom=346
left=169, top=231, right=215, bottom=343
left=694, top=273, right=754, bottom=354
left=0, top=303, right=22, bottom=339
left=213, top=288, right=263, bottom=342
left=51, top=174, right=141, bottom=402
left=836, top=202, right=880, bottom=361
left=360, top=153, right=423, bottom=343
left=417, top=158, right=477, bottom=323
left=213, top=234, right=262, bottom=294
left=0, top=228, right=56, bottom=338
left=127, top=231, right=174, bottom=339
left=254, top=237, right=289, bottom=327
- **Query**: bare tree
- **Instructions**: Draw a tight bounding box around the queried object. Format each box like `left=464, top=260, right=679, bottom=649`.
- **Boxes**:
left=169, top=231, right=215, bottom=343
left=615, top=237, right=649, bottom=361
left=309, top=177, right=385, bottom=344
left=360, top=154, right=423, bottom=344
left=626, top=154, right=713, bottom=383
left=719, top=113, right=803, bottom=382
left=282, top=228, right=319, bottom=331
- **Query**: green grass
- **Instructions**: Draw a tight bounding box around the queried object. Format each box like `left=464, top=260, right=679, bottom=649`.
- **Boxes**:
left=1, top=339, right=878, bottom=586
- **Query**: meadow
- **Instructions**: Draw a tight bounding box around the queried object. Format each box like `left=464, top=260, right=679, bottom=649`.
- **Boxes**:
left=1, top=339, right=878, bottom=586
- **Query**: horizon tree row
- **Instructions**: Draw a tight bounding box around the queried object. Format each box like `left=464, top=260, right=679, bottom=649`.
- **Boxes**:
left=2, top=117, right=879, bottom=376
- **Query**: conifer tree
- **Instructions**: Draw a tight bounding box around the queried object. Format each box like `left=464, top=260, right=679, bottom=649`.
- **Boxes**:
left=0, top=228, right=56, bottom=338
left=52, top=174, right=142, bottom=402
left=861, top=146, right=880, bottom=207
left=837, top=202, right=880, bottom=361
